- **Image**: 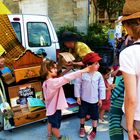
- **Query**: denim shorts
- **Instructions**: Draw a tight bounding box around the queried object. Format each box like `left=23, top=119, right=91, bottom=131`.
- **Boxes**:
left=48, top=110, right=62, bottom=129
left=78, top=100, right=99, bottom=120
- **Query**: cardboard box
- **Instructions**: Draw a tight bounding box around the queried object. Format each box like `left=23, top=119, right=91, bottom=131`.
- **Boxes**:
left=59, top=52, right=75, bottom=62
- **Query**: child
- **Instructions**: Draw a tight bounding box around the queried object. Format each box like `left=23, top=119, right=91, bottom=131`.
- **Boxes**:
left=42, top=60, right=93, bottom=140
left=0, top=56, right=15, bottom=85
left=99, top=66, right=115, bottom=124
left=0, top=56, right=11, bottom=75
left=74, top=52, right=106, bottom=140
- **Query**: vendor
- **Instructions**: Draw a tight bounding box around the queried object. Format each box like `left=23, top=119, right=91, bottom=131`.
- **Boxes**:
left=62, top=31, right=93, bottom=66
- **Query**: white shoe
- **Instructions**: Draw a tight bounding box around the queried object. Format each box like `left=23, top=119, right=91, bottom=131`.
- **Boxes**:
left=99, top=119, right=108, bottom=124
left=103, top=115, right=108, bottom=119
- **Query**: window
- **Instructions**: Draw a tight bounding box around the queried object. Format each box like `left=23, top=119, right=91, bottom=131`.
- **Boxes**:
left=11, top=22, right=22, bottom=43
left=27, top=22, right=51, bottom=47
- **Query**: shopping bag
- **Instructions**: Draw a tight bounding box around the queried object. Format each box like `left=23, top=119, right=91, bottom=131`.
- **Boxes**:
left=121, top=114, right=127, bottom=131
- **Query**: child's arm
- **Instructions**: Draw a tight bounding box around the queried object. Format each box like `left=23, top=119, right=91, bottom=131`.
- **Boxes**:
left=98, top=74, right=106, bottom=101
left=51, top=67, right=91, bottom=89
left=74, top=77, right=82, bottom=105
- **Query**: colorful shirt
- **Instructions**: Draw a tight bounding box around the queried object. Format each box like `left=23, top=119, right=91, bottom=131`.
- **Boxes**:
left=43, top=70, right=82, bottom=116
left=0, top=66, right=11, bottom=74
left=111, top=79, right=124, bottom=109
left=74, top=71, right=106, bottom=104
left=69, top=42, right=92, bottom=61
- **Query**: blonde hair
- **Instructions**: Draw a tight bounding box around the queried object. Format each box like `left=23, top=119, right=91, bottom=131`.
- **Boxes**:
left=122, top=18, right=140, bottom=40
left=40, top=60, right=56, bottom=79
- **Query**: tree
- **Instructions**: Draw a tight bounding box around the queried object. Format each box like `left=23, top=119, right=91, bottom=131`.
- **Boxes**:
left=97, top=0, right=125, bottom=22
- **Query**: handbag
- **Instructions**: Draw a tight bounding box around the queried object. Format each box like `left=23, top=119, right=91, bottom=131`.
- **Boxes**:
left=121, top=114, right=140, bottom=135
left=121, top=114, right=127, bottom=131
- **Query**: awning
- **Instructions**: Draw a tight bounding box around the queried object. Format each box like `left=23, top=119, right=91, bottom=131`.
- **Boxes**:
left=0, top=2, right=11, bottom=14
left=0, top=44, right=6, bottom=56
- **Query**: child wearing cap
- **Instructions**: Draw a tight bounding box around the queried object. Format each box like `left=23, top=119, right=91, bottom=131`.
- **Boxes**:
left=74, top=52, right=106, bottom=140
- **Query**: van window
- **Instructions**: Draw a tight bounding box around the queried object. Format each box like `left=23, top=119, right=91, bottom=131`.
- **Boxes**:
left=11, top=22, right=22, bottom=43
left=27, top=22, right=51, bottom=47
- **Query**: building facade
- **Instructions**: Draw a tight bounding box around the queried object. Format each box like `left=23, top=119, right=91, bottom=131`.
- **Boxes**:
left=11, top=0, right=89, bottom=33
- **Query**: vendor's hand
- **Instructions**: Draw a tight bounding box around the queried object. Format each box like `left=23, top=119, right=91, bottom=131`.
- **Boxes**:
left=77, top=97, right=81, bottom=105
left=65, top=61, right=73, bottom=66
left=98, top=100, right=102, bottom=108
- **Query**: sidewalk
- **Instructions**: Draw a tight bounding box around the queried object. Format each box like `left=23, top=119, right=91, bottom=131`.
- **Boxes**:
left=0, top=115, right=128, bottom=140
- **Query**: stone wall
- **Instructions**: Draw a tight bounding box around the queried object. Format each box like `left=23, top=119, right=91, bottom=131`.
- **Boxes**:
left=19, top=0, right=48, bottom=15
left=3, top=0, right=19, bottom=13
left=48, top=0, right=75, bottom=30
left=73, top=0, right=88, bottom=33
left=48, top=0, right=88, bottom=33
left=10, top=0, right=89, bottom=33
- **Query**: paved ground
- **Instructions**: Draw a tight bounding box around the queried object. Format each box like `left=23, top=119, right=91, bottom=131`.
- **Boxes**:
left=0, top=114, right=128, bottom=140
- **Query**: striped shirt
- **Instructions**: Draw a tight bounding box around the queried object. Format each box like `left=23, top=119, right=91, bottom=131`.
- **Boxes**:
left=111, top=78, right=124, bottom=109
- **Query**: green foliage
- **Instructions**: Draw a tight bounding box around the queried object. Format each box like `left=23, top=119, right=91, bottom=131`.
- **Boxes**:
left=97, top=0, right=125, bottom=21
left=86, top=23, right=111, bottom=50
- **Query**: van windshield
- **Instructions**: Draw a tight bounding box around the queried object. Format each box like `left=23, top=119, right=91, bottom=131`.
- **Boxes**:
left=11, top=22, right=22, bottom=43
left=27, top=22, right=51, bottom=47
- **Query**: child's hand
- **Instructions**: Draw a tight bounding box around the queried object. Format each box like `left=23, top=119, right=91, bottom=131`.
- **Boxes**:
left=77, top=97, right=81, bottom=105
left=98, top=100, right=102, bottom=107
left=110, top=84, right=116, bottom=89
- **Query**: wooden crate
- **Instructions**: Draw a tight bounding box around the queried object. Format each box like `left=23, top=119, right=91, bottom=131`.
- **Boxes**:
left=14, top=109, right=46, bottom=126
left=8, top=81, right=46, bottom=127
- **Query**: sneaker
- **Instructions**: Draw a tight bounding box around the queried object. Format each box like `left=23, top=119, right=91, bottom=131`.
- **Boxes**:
left=87, top=131, right=96, bottom=140
left=103, top=115, right=108, bottom=119
left=79, top=127, right=86, bottom=137
left=99, top=119, right=108, bottom=124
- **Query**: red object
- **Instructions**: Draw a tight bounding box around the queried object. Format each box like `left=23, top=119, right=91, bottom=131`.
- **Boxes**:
left=13, top=17, right=20, bottom=21
left=82, top=52, right=102, bottom=64
left=87, top=131, right=96, bottom=140
left=101, top=79, right=111, bottom=110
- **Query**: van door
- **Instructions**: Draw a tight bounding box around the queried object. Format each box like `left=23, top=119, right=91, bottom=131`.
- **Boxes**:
left=23, top=15, right=59, bottom=61
left=8, top=14, right=26, bottom=48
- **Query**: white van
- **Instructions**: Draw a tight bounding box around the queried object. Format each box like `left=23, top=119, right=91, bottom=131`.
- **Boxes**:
left=8, top=14, right=60, bottom=61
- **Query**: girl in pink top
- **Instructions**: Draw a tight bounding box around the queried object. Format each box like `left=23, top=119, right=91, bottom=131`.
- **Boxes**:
left=42, top=60, right=93, bottom=140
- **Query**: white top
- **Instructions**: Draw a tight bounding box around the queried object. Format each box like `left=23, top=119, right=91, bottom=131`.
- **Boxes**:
left=119, top=39, right=140, bottom=121
left=74, top=71, right=106, bottom=104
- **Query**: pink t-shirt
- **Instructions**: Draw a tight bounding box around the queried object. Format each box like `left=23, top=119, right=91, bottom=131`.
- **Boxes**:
left=119, top=39, right=140, bottom=121
left=43, top=70, right=82, bottom=116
